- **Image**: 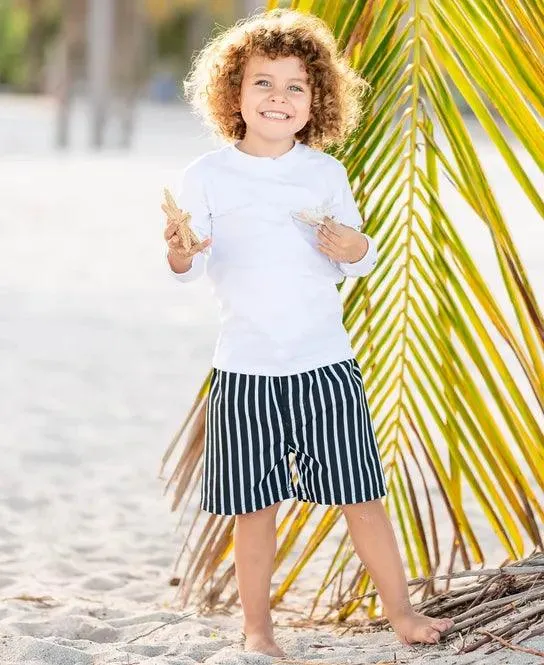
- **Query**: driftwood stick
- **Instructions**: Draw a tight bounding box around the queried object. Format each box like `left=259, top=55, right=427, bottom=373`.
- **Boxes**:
left=489, top=618, right=535, bottom=640
left=492, top=604, right=544, bottom=630
left=484, top=620, right=533, bottom=653
left=420, top=576, right=498, bottom=613
left=347, top=564, right=544, bottom=602
left=518, top=623, right=544, bottom=643
left=421, top=584, right=488, bottom=602
left=447, top=586, right=544, bottom=624
left=414, top=575, right=538, bottom=616
left=478, top=630, right=544, bottom=658
left=443, top=605, right=514, bottom=637
left=410, top=565, right=544, bottom=582
left=461, top=632, right=496, bottom=653
left=126, top=611, right=198, bottom=643
left=418, top=590, right=483, bottom=614
left=423, top=586, right=513, bottom=615
left=459, top=605, right=544, bottom=653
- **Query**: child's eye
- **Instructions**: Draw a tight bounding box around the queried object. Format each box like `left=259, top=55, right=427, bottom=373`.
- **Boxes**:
left=254, top=80, right=304, bottom=92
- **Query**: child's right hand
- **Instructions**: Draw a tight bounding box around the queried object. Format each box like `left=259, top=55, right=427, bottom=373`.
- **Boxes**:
left=164, top=220, right=212, bottom=259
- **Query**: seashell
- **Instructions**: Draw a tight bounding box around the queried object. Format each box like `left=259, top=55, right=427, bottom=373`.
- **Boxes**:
left=290, top=196, right=336, bottom=227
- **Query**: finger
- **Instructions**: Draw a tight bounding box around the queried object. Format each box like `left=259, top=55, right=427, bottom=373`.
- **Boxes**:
left=317, top=243, right=337, bottom=260
left=317, top=234, right=336, bottom=251
left=320, top=222, right=342, bottom=242
left=194, top=237, right=212, bottom=254
left=318, top=225, right=340, bottom=245
left=322, top=217, right=341, bottom=236
left=168, top=246, right=186, bottom=257
left=167, top=237, right=182, bottom=251
left=164, top=222, right=178, bottom=240
left=318, top=224, right=331, bottom=239
left=183, top=237, right=210, bottom=257
left=431, top=618, right=454, bottom=631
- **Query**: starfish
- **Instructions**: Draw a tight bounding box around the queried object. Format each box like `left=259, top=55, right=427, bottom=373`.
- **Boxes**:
left=161, top=187, right=201, bottom=252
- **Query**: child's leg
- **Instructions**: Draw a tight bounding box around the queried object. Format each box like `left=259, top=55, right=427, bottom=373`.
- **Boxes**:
left=341, top=499, right=454, bottom=645
left=234, top=501, right=285, bottom=656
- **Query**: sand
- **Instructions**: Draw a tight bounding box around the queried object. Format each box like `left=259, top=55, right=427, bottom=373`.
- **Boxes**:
left=0, top=95, right=543, bottom=664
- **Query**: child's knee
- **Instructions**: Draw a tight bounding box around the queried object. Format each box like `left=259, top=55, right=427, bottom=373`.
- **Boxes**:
left=235, top=500, right=283, bottom=521
left=340, top=498, right=384, bottom=521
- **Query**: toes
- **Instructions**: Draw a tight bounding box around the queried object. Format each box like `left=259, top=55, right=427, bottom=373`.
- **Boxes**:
left=394, top=630, right=412, bottom=647
left=393, top=614, right=454, bottom=647
left=426, top=628, right=441, bottom=644
left=431, top=618, right=453, bottom=632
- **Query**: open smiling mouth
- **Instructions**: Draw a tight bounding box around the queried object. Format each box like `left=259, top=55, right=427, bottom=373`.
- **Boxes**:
left=259, top=111, right=291, bottom=120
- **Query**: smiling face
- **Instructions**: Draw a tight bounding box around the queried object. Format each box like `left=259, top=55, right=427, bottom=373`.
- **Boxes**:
left=238, top=54, right=312, bottom=150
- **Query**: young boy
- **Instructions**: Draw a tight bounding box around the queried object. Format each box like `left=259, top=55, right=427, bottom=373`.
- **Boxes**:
left=164, top=9, right=454, bottom=657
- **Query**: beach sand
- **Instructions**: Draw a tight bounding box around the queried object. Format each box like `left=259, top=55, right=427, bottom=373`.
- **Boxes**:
left=1, top=96, right=543, bottom=664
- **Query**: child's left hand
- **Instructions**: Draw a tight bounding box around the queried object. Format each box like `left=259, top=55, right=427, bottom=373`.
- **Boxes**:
left=317, top=216, right=368, bottom=264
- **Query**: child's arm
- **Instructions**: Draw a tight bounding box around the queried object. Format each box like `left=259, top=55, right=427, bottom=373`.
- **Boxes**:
left=165, top=163, right=212, bottom=283
left=331, top=166, right=377, bottom=278
left=336, top=230, right=378, bottom=277
left=317, top=164, right=378, bottom=277
left=167, top=249, right=194, bottom=274
left=317, top=217, right=377, bottom=277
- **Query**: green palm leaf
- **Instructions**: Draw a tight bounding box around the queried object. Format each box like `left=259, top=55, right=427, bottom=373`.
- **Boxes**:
left=160, top=0, right=544, bottom=619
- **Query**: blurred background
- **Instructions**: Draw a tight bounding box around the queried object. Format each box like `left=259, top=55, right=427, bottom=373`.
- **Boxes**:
left=0, top=0, right=265, bottom=148
left=0, top=0, right=270, bottom=610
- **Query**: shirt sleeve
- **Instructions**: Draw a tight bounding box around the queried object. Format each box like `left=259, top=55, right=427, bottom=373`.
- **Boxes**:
left=166, top=163, right=212, bottom=283
left=333, top=166, right=378, bottom=278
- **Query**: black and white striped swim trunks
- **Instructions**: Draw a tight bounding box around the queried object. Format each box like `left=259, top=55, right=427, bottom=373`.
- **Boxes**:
left=200, top=357, right=387, bottom=515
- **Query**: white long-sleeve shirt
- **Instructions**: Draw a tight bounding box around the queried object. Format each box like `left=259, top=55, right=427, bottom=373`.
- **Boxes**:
left=167, top=140, right=378, bottom=376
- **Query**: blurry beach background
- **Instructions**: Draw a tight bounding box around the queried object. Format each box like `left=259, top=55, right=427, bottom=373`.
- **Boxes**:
left=1, top=1, right=543, bottom=664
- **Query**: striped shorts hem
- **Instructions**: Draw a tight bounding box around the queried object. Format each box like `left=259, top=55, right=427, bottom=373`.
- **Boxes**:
left=200, top=357, right=387, bottom=515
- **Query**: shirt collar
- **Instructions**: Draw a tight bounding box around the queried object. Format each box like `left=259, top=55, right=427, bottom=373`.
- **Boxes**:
left=229, top=140, right=303, bottom=168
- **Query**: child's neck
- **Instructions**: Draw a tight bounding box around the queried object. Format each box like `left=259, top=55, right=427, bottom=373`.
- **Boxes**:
left=235, top=133, right=295, bottom=159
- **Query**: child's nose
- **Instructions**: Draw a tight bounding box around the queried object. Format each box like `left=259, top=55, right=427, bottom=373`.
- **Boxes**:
left=269, top=89, right=287, bottom=103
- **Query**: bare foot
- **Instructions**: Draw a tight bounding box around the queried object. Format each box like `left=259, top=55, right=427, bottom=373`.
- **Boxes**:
left=388, top=611, right=455, bottom=646
left=242, top=630, right=286, bottom=657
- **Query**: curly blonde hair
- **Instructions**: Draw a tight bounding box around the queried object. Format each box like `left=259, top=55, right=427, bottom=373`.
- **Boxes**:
left=183, top=8, right=369, bottom=150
